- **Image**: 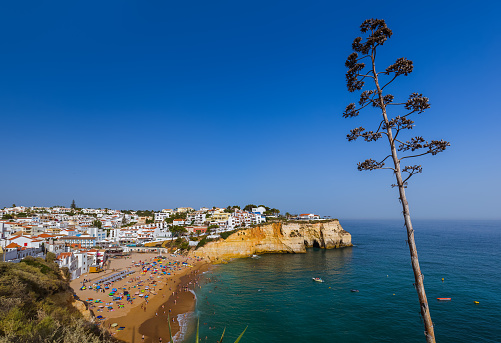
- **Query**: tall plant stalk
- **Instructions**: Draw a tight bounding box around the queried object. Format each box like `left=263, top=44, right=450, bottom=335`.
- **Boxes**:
left=343, top=19, right=450, bottom=342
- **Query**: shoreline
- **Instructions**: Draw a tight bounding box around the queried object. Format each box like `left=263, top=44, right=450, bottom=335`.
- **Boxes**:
left=70, top=252, right=209, bottom=343
left=70, top=233, right=351, bottom=343
left=135, top=263, right=210, bottom=342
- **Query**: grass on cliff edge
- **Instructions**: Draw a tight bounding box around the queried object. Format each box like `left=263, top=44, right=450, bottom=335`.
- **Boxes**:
left=0, top=256, right=118, bottom=343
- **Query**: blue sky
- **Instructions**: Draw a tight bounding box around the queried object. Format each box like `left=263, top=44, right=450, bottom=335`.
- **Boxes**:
left=1, top=0, right=500, bottom=219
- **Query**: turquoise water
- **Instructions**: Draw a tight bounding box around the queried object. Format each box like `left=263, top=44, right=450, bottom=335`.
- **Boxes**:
left=184, top=220, right=501, bottom=342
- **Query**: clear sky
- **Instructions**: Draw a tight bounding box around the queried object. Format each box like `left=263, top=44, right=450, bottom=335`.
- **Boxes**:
left=1, top=0, right=500, bottom=219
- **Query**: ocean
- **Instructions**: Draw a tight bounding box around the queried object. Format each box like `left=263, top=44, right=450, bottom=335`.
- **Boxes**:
left=182, top=220, right=501, bottom=343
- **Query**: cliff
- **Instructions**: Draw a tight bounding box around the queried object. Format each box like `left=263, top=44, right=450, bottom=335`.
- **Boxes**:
left=191, top=220, right=352, bottom=261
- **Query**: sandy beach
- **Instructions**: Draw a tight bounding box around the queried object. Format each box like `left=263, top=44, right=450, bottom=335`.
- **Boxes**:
left=70, top=252, right=209, bottom=343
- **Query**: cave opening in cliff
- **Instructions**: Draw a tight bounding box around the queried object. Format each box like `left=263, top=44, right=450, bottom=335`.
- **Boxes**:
left=312, top=240, right=321, bottom=248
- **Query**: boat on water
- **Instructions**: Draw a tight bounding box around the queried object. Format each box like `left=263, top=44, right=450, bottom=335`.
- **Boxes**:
left=351, top=289, right=359, bottom=292
left=312, top=277, right=324, bottom=283
left=250, top=254, right=260, bottom=259
left=437, top=298, right=451, bottom=301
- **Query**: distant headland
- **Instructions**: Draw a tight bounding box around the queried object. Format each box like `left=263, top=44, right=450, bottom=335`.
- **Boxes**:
left=192, top=220, right=352, bottom=262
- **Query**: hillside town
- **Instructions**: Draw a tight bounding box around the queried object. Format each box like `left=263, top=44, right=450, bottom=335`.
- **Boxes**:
left=0, top=204, right=322, bottom=280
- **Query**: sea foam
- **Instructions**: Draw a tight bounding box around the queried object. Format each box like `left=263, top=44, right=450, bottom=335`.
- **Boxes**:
left=173, top=311, right=194, bottom=343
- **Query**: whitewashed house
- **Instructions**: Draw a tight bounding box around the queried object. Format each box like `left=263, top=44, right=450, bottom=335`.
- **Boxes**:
left=155, top=212, right=170, bottom=222
left=56, top=252, right=79, bottom=279
left=88, top=227, right=107, bottom=241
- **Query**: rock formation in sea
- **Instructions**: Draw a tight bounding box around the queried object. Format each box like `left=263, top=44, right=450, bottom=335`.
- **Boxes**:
left=192, top=220, right=352, bottom=261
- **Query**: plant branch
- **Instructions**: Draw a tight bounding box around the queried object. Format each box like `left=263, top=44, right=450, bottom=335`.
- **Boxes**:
left=381, top=74, right=398, bottom=90
left=355, top=73, right=375, bottom=80
left=400, top=151, right=431, bottom=161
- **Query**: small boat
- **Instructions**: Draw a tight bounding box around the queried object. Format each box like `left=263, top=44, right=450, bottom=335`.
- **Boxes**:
left=312, top=278, right=324, bottom=283
left=351, top=289, right=359, bottom=293
left=437, top=298, right=451, bottom=301
left=250, top=254, right=260, bottom=259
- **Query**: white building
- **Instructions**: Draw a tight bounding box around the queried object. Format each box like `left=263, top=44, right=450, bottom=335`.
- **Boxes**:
left=0, top=222, right=13, bottom=240
left=2, top=243, right=43, bottom=262
left=56, top=252, right=79, bottom=279
left=172, top=219, right=185, bottom=226
left=47, top=241, right=66, bottom=255
left=186, top=212, right=206, bottom=226
left=74, top=251, right=93, bottom=276
left=58, top=236, right=96, bottom=248
left=59, top=228, right=77, bottom=236
left=8, top=235, right=44, bottom=249
left=252, top=206, right=267, bottom=215
left=155, top=212, right=170, bottom=222
left=88, top=227, right=107, bottom=242
left=298, top=213, right=320, bottom=220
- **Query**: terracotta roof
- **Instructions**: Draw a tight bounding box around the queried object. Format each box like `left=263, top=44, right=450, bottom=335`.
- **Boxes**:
left=6, top=242, right=21, bottom=249
left=57, top=252, right=73, bottom=260
left=37, top=234, right=55, bottom=238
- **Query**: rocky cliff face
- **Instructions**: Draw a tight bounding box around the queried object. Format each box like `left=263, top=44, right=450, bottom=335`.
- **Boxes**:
left=192, top=220, right=352, bottom=261
left=72, top=299, right=93, bottom=322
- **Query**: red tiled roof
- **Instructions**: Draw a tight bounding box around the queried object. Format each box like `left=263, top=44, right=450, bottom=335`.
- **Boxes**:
left=37, top=234, right=55, bottom=238
left=57, top=252, right=73, bottom=260
left=6, top=242, right=21, bottom=249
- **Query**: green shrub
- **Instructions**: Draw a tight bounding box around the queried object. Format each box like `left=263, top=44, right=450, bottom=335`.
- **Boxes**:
left=196, top=236, right=208, bottom=249
left=220, top=229, right=239, bottom=240
left=0, top=258, right=117, bottom=342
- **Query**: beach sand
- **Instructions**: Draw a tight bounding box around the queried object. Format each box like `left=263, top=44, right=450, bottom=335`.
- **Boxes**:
left=70, top=252, right=209, bottom=343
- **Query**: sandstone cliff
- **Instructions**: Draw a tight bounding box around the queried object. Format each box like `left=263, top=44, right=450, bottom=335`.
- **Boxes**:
left=72, top=299, right=94, bottom=322
left=191, top=220, right=352, bottom=261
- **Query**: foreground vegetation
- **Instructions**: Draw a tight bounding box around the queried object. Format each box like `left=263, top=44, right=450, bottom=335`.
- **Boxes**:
left=0, top=257, right=117, bottom=343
